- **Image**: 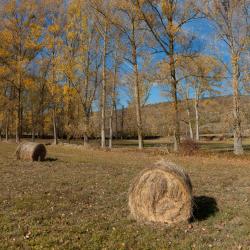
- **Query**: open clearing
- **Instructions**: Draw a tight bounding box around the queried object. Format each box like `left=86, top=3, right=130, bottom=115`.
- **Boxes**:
left=0, top=142, right=249, bottom=249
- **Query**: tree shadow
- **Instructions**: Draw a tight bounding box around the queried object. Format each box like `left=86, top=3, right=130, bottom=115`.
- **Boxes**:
left=191, top=196, right=219, bottom=222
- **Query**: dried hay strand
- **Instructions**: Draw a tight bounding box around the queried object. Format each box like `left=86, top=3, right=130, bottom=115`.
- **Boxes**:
left=128, top=160, right=193, bottom=224
left=16, top=142, right=46, bottom=161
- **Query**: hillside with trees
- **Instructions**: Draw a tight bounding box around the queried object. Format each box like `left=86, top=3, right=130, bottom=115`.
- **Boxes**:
left=89, top=95, right=250, bottom=139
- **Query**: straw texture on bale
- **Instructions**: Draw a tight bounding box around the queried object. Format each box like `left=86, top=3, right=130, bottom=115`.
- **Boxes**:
left=128, top=160, right=193, bottom=224
left=16, top=142, right=46, bottom=161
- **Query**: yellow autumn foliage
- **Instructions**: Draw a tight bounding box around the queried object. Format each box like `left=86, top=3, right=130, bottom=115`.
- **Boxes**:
left=48, top=24, right=61, bottom=34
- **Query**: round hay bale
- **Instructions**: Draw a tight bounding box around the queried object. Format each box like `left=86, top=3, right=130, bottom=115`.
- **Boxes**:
left=128, top=160, right=192, bottom=224
left=16, top=142, right=46, bottom=161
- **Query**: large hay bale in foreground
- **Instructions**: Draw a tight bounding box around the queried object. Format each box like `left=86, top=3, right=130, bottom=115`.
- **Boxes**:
left=16, top=142, right=46, bottom=161
left=128, top=160, right=192, bottom=224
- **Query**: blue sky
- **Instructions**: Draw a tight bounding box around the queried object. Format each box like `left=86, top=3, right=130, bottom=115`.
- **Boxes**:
left=148, top=86, right=167, bottom=104
left=117, top=17, right=232, bottom=107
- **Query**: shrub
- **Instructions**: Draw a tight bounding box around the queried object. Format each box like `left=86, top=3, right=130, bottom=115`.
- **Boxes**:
left=180, top=138, right=200, bottom=155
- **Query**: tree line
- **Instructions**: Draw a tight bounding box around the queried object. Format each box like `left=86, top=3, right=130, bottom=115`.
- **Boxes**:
left=0, top=0, right=249, bottom=154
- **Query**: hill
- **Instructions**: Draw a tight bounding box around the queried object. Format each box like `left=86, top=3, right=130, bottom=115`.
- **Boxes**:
left=91, top=95, right=250, bottom=139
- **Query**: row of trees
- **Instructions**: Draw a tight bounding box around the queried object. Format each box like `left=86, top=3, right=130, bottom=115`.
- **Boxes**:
left=0, top=0, right=249, bottom=154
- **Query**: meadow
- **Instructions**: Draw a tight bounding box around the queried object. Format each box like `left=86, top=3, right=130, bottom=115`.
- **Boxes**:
left=0, top=140, right=249, bottom=249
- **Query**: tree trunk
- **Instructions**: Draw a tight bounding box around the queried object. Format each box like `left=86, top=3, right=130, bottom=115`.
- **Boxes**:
left=194, top=88, right=199, bottom=141
left=82, top=49, right=91, bottom=148
left=31, top=106, right=35, bottom=142
left=16, top=88, right=21, bottom=143
left=121, top=105, right=124, bottom=139
left=32, top=129, right=35, bottom=142
left=109, top=113, right=113, bottom=149
left=52, top=107, right=58, bottom=145
left=171, top=58, right=180, bottom=151
left=168, top=13, right=180, bottom=151
left=83, top=133, right=89, bottom=147
left=5, top=119, right=9, bottom=142
left=185, top=85, right=193, bottom=139
left=16, top=56, right=22, bottom=143
left=108, top=100, right=117, bottom=149
left=15, top=120, right=19, bottom=143
left=232, top=52, right=244, bottom=155
left=39, top=84, right=45, bottom=138
left=187, top=108, right=194, bottom=140
left=109, top=57, right=118, bottom=149
left=132, top=20, right=143, bottom=150
left=83, top=115, right=90, bottom=147
left=114, top=102, right=118, bottom=139
left=101, top=23, right=108, bottom=148
left=20, top=105, right=23, bottom=139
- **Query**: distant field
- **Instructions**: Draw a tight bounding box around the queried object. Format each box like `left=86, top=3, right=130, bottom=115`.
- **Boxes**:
left=0, top=142, right=249, bottom=249
left=20, top=136, right=250, bottom=154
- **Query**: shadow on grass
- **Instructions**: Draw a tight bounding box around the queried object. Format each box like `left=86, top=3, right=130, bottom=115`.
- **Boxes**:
left=191, top=196, right=219, bottom=222
left=44, top=157, right=57, bottom=162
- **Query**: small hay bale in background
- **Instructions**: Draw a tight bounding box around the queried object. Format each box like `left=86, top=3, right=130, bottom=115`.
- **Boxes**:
left=128, top=160, right=192, bottom=224
left=16, top=142, right=46, bottom=161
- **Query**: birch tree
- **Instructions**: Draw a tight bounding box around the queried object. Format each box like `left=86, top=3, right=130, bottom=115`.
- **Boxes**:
left=135, top=0, right=201, bottom=151
left=198, top=0, right=249, bottom=154
left=108, top=35, right=122, bottom=149
left=180, top=55, right=224, bottom=141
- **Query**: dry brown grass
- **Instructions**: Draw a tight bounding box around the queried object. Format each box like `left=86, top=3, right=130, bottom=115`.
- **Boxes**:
left=0, top=141, right=249, bottom=249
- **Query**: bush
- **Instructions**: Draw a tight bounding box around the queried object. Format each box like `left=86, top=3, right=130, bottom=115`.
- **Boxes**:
left=180, top=138, right=200, bottom=155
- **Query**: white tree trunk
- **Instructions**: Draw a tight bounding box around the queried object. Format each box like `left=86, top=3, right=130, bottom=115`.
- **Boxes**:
left=109, top=77, right=117, bottom=149
left=109, top=114, right=113, bottom=149
left=232, top=52, right=244, bottom=155
left=185, top=85, right=193, bottom=140
left=187, top=108, right=194, bottom=140
left=101, top=23, right=108, bottom=149
left=52, top=107, right=58, bottom=145
left=194, top=88, right=199, bottom=141
left=132, top=21, right=143, bottom=150
left=31, top=106, right=35, bottom=142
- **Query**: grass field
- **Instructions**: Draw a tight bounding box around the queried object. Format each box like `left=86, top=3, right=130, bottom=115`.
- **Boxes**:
left=0, top=141, right=250, bottom=249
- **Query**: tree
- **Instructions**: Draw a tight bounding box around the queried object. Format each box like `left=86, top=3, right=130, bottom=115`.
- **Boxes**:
left=92, top=0, right=149, bottom=149
left=198, top=0, right=249, bottom=154
left=179, top=82, right=194, bottom=139
left=135, top=0, right=201, bottom=151
left=108, top=36, right=122, bottom=148
left=181, top=55, right=224, bottom=141
left=63, top=0, right=101, bottom=146
left=45, top=22, right=64, bottom=144
left=35, top=56, right=51, bottom=138
left=0, top=0, right=44, bottom=142
left=99, top=20, right=109, bottom=148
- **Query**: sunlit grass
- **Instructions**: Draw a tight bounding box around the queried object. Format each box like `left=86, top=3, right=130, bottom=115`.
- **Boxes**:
left=0, top=141, right=249, bottom=249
